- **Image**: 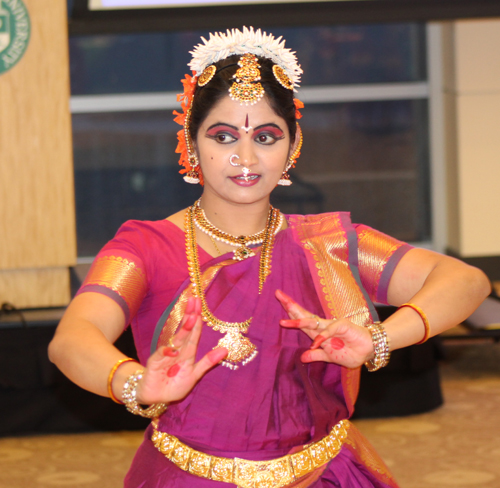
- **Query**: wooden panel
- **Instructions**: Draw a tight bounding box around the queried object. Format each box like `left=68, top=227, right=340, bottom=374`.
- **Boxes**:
left=0, top=0, right=76, bottom=270
left=0, top=268, right=71, bottom=308
left=455, top=19, right=500, bottom=93
left=458, top=92, right=500, bottom=256
left=443, top=19, right=500, bottom=257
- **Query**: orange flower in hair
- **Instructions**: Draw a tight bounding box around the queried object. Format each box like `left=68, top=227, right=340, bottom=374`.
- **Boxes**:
left=293, top=98, right=304, bottom=120
left=173, top=73, right=204, bottom=184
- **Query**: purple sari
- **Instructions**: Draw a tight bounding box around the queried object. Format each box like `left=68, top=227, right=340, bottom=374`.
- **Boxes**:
left=78, top=213, right=411, bottom=488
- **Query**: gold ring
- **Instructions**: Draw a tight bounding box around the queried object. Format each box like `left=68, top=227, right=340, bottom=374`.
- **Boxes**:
left=311, top=314, right=320, bottom=328
left=168, top=338, right=178, bottom=350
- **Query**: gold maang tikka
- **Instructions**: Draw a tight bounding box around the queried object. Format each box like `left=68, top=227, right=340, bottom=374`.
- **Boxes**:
left=229, top=53, right=265, bottom=106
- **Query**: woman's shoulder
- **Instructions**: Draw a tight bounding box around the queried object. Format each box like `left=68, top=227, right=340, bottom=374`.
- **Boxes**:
left=104, top=218, right=185, bottom=259
left=115, top=218, right=183, bottom=239
left=286, top=211, right=353, bottom=229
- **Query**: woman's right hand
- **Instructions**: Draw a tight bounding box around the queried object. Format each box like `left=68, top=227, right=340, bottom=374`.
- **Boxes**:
left=135, top=297, right=228, bottom=405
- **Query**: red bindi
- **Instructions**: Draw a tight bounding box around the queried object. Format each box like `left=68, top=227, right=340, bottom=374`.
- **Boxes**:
left=241, top=114, right=253, bottom=133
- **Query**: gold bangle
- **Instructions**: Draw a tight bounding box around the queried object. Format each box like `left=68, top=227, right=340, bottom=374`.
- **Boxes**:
left=107, top=358, right=138, bottom=404
left=399, top=303, right=431, bottom=344
left=122, top=370, right=168, bottom=418
left=364, top=321, right=390, bottom=372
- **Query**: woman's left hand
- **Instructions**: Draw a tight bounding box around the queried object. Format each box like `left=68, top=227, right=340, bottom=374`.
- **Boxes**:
left=276, top=289, right=375, bottom=368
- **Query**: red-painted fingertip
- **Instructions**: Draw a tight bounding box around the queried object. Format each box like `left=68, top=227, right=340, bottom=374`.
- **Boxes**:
left=208, top=347, right=228, bottom=363
left=185, top=296, right=195, bottom=314
left=300, top=350, right=313, bottom=363
left=280, top=319, right=301, bottom=328
left=275, top=289, right=294, bottom=307
left=183, top=313, right=197, bottom=331
left=311, top=335, right=326, bottom=349
left=163, top=347, right=179, bottom=357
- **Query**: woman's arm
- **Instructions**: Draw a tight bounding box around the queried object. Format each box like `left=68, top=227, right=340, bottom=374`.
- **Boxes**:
left=277, top=250, right=491, bottom=366
left=48, top=293, right=227, bottom=405
left=383, top=248, right=491, bottom=350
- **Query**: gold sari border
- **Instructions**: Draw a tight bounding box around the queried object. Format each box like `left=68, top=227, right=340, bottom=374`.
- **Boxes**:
left=288, top=213, right=376, bottom=414
left=344, top=422, right=400, bottom=488
left=82, top=254, right=147, bottom=320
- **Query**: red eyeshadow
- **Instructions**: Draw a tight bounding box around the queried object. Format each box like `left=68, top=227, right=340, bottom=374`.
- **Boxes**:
left=206, top=125, right=240, bottom=138
left=254, top=126, right=284, bottom=137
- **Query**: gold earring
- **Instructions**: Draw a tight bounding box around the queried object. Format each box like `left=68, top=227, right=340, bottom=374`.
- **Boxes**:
left=183, top=104, right=201, bottom=184
left=278, top=123, right=303, bottom=186
left=278, top=169, right=292, bottom=186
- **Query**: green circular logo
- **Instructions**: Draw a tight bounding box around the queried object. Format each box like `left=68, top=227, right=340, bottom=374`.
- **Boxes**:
left=0, top=0, right=30, bottom=75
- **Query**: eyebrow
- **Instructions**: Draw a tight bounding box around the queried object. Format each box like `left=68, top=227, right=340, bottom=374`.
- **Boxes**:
left=205, top=122, right=284, bottom=132
left=206, top=123, right=239, bottom=132
left=253, top=123, right=284, bottom=132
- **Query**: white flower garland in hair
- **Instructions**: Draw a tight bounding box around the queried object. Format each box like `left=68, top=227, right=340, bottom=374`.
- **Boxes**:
left=188, top=26, right=303, bottom=90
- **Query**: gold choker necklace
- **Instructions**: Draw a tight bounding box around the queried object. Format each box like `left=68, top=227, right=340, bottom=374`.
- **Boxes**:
left=185, top=203, right=281, bottom=369
left=192, top=199, right=283, bottom=261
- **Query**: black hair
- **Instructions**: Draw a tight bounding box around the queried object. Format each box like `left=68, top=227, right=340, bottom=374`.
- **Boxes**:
left=189, top=55, right=297, bottom=143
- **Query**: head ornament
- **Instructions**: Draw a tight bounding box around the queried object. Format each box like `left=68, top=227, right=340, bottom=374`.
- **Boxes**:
left=189, top=26, right=302, bottom=91
left=174, top=27, right=304, bottom=184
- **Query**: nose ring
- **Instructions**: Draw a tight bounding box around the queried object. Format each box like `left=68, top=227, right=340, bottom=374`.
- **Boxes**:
left=229, top=154, right=240, bottom=167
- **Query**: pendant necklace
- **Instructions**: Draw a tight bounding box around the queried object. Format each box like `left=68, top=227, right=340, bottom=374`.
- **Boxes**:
left=185, top=202, right=281, bottom=369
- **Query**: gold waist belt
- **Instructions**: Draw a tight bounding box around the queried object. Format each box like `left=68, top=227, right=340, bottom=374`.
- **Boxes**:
left=151, top=419, right=350, bottom=488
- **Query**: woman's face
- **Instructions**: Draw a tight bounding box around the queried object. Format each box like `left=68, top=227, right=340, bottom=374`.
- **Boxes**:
left=194, top=95, right=292, bottom=206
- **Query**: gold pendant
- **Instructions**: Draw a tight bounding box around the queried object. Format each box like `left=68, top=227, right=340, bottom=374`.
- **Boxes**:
left=215, top=330, right=258, bottom=370
left=233, top=245, right=255, bottom=261
left=233, top=236, right=255, bottom=261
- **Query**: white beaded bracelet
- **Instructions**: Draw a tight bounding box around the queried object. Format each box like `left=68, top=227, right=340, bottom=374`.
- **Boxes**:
left=364, top=322, right=391, bottom=372
left=122, top=370, right=168, bottom=418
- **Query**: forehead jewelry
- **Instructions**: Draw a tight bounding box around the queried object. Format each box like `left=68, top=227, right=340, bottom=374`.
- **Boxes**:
left=229, top=53, right=265, bottom=106
left=242, top=114, right=253, bottom=134
left=229, top=154, right=240, bottom=166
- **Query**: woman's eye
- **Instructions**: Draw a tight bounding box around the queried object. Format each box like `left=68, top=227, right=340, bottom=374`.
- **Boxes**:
left=213, top=133, right=236, bottom=144
left=256, top=133, right=276, bottom=145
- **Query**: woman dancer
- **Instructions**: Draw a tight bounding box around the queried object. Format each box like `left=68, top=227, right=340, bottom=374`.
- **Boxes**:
left=49, top=27, right=490, bottom=488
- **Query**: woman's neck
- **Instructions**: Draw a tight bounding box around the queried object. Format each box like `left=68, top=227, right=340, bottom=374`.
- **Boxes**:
left=199, top=195, right=272, bottom=237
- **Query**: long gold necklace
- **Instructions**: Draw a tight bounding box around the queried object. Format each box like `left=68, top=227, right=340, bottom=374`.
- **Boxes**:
left=185, top=203, right=281, bottom=369
left=193, top=199, right=283, bottom=261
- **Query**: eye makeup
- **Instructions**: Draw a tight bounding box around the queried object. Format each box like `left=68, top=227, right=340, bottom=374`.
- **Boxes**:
left=205, top=123, right=240, bottom=139
left=253, top=125, right=285, bottom=139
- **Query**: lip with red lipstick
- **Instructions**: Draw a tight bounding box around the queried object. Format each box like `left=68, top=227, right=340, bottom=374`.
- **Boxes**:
left=230, top=170, right=260, bottom=186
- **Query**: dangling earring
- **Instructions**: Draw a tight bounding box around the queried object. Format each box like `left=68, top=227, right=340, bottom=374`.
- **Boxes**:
left=183, top=155, right=201, bottom=184
left=183, top=107, right=201, bottom=184
left=278, top=167, right=292, bottom=186
left=278, top=123, right=303, bottom=186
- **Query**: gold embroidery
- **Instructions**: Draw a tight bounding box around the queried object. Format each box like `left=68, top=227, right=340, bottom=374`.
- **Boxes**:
left=83, top=255, right=147, bottom=318
left=293, top=215, right=371, bottom=327
left=345, top=423, right=399, bottom=488
left=357, top=227, right=404, bottom=301
left=291, top=214, right=374, bottom=412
